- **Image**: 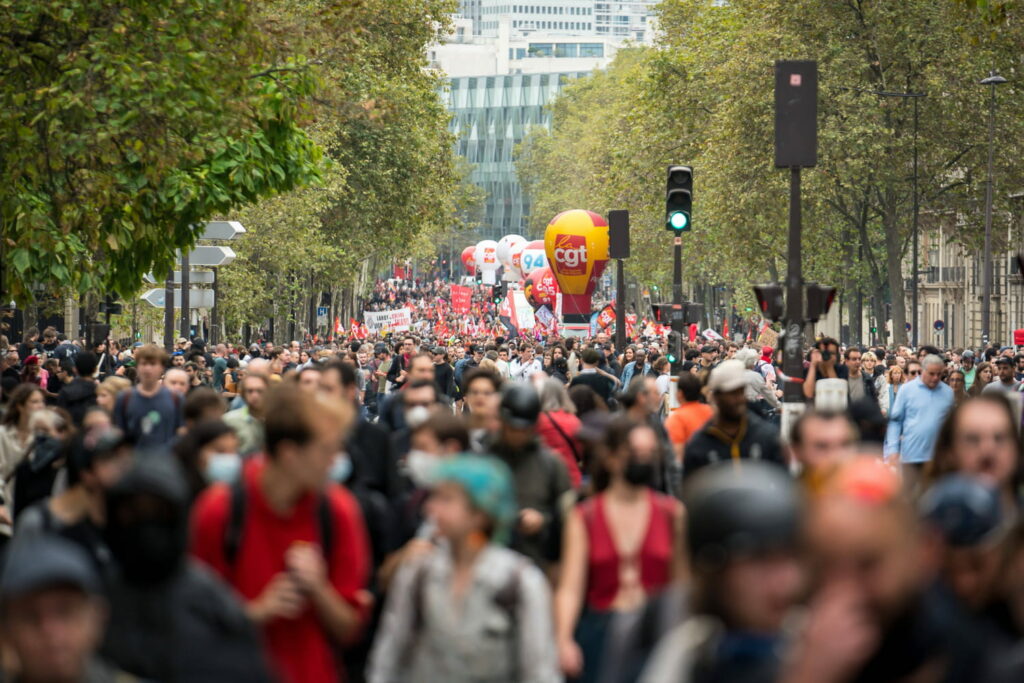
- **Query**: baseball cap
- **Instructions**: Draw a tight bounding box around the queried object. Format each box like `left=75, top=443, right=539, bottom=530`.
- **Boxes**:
left=701, top=345, right=716, bottom=354
left=1, top=535, right=101, bottom=599
left=707, top=359, right=747, bottom=393
left=994, top=356, right=1012, bottom=366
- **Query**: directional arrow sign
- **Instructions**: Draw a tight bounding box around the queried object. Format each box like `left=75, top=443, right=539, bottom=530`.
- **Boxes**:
left=143, top=271, right=216, bottom=285
left=141, top=288, right=215, bottom=309
left=199, top=220, right=246, bottom=241
left=188, top=246, right=235, bottom=267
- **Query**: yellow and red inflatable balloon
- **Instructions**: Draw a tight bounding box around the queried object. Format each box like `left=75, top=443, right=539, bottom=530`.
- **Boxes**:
left=544, top=210, right=609, bottom=318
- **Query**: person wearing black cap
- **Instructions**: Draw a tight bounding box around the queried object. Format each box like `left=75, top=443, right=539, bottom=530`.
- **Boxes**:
left=640, top=461, right=804, bottom=682
left=101, top=455, right=273, bottom=682
left=485, top=383, right=572, bottom=570
left=1, top=535, right=128, bottom=683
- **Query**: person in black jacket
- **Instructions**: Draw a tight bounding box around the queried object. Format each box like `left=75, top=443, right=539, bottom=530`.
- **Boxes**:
left=57, top=351, right=99, bottom=428
left=101, top=455, right=274, bottom=682
left=432, top=346, right=455, bottom=403
left=683, top=360, right=784, bottom=481
left=569, top=348, right=615, bottom=403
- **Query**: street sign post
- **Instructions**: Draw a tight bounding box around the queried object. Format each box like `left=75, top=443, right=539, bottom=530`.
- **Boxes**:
left=142, top=288, right=215, bottom=309
left=188, top=246, right=236, bottom=267
left=198, top=220, right=246, bottom=241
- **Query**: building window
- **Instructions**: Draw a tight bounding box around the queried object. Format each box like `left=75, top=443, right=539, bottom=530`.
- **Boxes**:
left=580, top=43, right=603, bottom=57
left=528, top=43, right=553, bottom=56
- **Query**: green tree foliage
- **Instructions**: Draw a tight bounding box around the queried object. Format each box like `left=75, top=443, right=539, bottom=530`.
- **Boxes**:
left=518, top=0, right=1024, bottom=344
left=216, top=0, right=469, bottom=336
left=0, top=0, right=323, bottom=303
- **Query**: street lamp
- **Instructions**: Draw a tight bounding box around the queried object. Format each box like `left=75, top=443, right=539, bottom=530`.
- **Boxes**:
left=873, top=90, right=927, bottom=347
left=980, top=70, right=1007, bottom=346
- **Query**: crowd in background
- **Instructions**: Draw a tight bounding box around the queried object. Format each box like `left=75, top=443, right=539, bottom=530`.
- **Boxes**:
left=0, top=283, right=1021, bottom=682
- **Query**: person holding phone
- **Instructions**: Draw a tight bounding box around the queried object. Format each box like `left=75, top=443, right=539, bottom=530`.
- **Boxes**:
left=803, top=337, right=848, bottom=401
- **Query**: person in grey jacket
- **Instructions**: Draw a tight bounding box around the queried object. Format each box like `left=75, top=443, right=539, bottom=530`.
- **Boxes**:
left=368, top=455, right=561, bottom=683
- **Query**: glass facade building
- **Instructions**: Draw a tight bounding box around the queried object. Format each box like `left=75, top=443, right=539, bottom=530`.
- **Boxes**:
left=446, top=72, right=589, bottom=240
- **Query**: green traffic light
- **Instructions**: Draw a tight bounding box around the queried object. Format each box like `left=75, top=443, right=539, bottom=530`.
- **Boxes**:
left=667, top=211, right=689, bottom=230
left=667, top=353, right=677, bottom=363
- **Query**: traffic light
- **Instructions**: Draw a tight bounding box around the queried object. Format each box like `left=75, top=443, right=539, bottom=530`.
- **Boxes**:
left=683, top=302, right=704, bottom=325
left=666, top=330, right=683, bottom=371
left=665, top=165, right=692, bottom=232
left=753, top=284, right=785, bottom=321
left=98, top=296, right=123, bottom=316
left=492, top=282, right=506, bottom=305
left=805, top=284, right=837, bottom=322
left=652, top=303, right=671, bottom=324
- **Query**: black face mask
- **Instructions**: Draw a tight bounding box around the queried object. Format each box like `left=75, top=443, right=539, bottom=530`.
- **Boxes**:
left=623, top=457, right=656, bottom=487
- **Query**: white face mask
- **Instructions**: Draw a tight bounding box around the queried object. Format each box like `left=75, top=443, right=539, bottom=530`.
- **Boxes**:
left=329, top=454, right=353, bottom=483
left=406, top=450, right=440, bottom=488
left=205, top=453, right=242, bottom=484
left=405, top=405, right=431, bottom=428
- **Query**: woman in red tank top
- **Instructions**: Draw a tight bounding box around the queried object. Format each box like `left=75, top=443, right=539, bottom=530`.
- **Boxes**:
left=554, top=417, right=686, bottom=683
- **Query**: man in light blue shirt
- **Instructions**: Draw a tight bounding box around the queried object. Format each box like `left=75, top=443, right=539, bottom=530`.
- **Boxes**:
left=884, top=354, right=953, bottom=467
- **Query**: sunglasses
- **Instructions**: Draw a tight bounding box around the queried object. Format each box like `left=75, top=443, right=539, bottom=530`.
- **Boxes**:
left=908, top=369, right=921, bottom=376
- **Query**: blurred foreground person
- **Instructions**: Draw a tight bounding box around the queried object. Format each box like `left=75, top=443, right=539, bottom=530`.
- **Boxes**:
left=786, top=458, right=985, bottom=683
left=102, top=455, right=273, bottom=682
left=368, top=455, right=560, bottom=683
left=1, top=535, right=129, bottom=683
left=556, top=418, right=685, bottom=682
left=191, top=385, right=370, bottom=683
left=641, top=461, right=803, bottom=682
left=927, top=394, right=1022, bottom=518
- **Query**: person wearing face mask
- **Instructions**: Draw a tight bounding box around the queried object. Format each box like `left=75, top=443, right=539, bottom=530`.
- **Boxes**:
left=555, top=418, right=685, bottom=683
left=172, top=420, right=241, bottom=503
left=378, top=410, right=471, bottom=591
left=191, top=385, right=371, bottom=683
left=101, top=454, right=275, bottom=682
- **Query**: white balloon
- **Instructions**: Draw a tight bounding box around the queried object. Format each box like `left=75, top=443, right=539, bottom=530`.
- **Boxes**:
left=496, top=235, right=526, bottom=269
left=474, top=240, right=501, bottom=273
left=519, top=240, right=547, bottom=275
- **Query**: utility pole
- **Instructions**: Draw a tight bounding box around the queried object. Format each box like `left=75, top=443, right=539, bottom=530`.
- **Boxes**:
left=774, top=60, right=818, bottom=406
left=179, top=251, right=190, bottom=340
left=980, top=70, right=1007, bottom=346
left=163, top=269, right=174, bottom=351
left=608, top=210, right=630, bottom=350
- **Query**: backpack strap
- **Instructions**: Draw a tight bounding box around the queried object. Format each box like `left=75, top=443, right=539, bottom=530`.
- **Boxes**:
left=224, top=477, right=247, bottom=568
left=317, top=493, right=335, bottom=564
left=494, top=559, right=526, bottom=681
left=543, top=411, right=581, bottom=465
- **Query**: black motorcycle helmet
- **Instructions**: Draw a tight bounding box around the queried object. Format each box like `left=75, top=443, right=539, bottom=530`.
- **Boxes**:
left=685, top=461, right=802, bottom=571
left=500, top=383, right=541, bottom=428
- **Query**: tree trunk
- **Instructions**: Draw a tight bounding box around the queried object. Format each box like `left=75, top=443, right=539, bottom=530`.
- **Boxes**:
left=883, top=189, right=908, bottom=346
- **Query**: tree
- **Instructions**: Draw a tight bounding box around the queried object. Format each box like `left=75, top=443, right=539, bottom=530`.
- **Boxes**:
left=0, top=0, right=324, bottom=304
left=518, top=0, right=1024, bottom=344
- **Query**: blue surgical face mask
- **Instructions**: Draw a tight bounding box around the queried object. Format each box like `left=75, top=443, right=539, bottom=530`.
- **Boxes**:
left=330, top=455, right=353, bottom=483
left=205, top=453, right=242, bottom=484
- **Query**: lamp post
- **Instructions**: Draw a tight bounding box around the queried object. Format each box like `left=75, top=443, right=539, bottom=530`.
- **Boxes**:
left=873, top=90, right=927, bottom=347
left=980, top=70, right=1007, bottom=346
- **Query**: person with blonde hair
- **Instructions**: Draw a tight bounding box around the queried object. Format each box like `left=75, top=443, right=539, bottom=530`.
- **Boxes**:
left=96, top=376, right=131, bottom=416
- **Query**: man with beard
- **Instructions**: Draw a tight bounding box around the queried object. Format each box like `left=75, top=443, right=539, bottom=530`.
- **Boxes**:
left=683, top=360, right=784, bottom=480
left=485, top=383, right=573, bottom=570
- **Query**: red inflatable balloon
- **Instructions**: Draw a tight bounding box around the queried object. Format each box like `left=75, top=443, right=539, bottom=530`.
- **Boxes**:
left=525, top=266, right=560, bottom=308
left=461, top=246, right=477, bottom=274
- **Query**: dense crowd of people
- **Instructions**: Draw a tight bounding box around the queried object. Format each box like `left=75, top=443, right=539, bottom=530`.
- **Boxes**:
left=0, top=289, right=1022, bottom=683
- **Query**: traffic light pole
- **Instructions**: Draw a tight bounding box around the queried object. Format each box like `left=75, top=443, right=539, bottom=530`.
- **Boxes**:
left=615, top=258, right=626, bottom=350
left=783, top=167, right=805, bottom=403
left=672, top=237, right=683, bottom=308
